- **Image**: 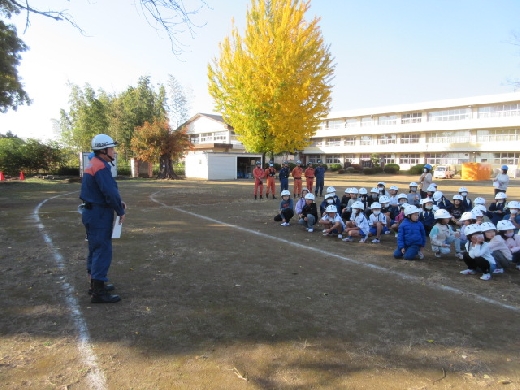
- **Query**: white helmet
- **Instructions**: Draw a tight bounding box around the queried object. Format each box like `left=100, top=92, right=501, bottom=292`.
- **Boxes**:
left=497, top=220, right=516, bottom=231
left=433, top=191, right=443, bottom=202
left=420, top=197, right=433, bottom=205
left=325, top=205, right=337, bottom=213
left=507, top=200, right=520, bottom=209
left=296, top=160, right=301, bottom=165
left=459, top=211, right=475, bottom=222
left=326, top=186, right=336, bottom=194
left=432, top=205, right=439, bottom=212
left=351, top=201, right=365, bottom=210
left=473, top=204, right=486, bottom=214
left=397, top=193, right=408, bottom=200
left=324, top=193, right=333, bottom=200
left=465, top=224, right=483, bottom=236
left=281, top=190, right=290, bottom=196
left=427, top=184, right=437, bottom=192
left=452, top=194, right=463, bottom=201
left=389, top=185, right=398, bottom=191
left=474, top=197, right=486, bottom=205
left=377, top=181, right=386, bottom=187
left=409, top=182, right=418, bottom=187
left=358, top=188, right=367, bottom=195
left=459, top=186, right=468, bottom=193
left=91, top=134, right=117, bottom=150
left=480, top=222, right=496, bottom=232
left=378, top=195, right=390, bottom=204
left=371, top=202, right=382, bottom=209
left=471, top=208, right=484, bottom=217
left=370, top=187, right=379, bottom=194
left=495, top=192, right=507, bottom=200
left=404, top=205, right=421, bottom=216
left=344, top=187, right=352, bottom=194
left=304, top=193, right=315, bottom=200
left=434, top=209, right=451, bottom=219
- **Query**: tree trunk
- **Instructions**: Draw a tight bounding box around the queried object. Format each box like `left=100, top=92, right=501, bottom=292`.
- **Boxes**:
left=157, top=154, right=179, bottom=179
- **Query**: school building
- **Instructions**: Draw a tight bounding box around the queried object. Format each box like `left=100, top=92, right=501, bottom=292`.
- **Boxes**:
left=301, top=92, right=520, bottom=176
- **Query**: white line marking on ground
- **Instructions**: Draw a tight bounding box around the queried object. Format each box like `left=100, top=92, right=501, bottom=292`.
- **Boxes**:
left=34, top=193, right=107, bottom=390
left=150, top=191, right=520, bottom=314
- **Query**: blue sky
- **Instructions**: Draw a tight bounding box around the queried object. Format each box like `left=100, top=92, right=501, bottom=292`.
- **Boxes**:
left=1, top=0, right=520, bottom=140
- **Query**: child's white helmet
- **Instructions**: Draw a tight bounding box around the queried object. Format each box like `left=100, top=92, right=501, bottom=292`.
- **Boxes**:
left=304, top=193, right=315, bottom=200
left=427, top=184, right=437, bottom=192
left=459, top=211, right=475, bottom=222
left=326, top=186, right=336, bottom=193
left=465, top=224, right=482, bottom=236
left=281, top=190, right=290, bottom=196
left=409, top=182, right=418, bottom=187
left=371, top=202, right=382, bottom=209
left=351, top=201, right=365, bottom=210
left=452, top=194, right=463, bottom=201
left=325, top=205, right=337, bottom=213
left=497, top=220, right=515, bottom=231
left=458, top=186, right=468, bottom=193
left=507, top=200, right=520, bottom=209
left=434, top=209, right=451, bottom=219
left=389, top=185, right=398, bottom=191
left=370, top=187, right=379, bottom=194
left=404, top=205, right=421, bottom=216
left=494, top=192, right=507, bottom=200
left=378, top=195, right=390, bottom=204
left=480, top=222, right=496, bottom=232
left=358, top=188, right=368, bottom=195
left=397, top=193, right=408, bottom=200
left=433, top=191, right=443, bottom=202
left=474, top=197, right=486, bottom=205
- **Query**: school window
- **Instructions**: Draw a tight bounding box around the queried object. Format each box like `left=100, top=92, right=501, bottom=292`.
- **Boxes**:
left=359, top=135, right=372, bottom=145
left=476, top=128, right=520, bottom=142
left=493, top=152, right=519, bottom=165
left=377, top=134, right=397, bottom=145
left=327, top=119, right=344, bottom=130
left=344, top=137, right=356, bottom=146
left=428, top=108, right=470, bottom=122
left=312, top=138, right=324, bottom=147
left=213, top=131, right=227, bottom=141
left=326, top=137, right=341, bottom=147
left=478, top=103, right=520, bottom=118
left=378, top=115, right=397, bottom=125
left=326, top=155, right=341, bottom=164
left=199, top=133, right=213, bottom=143
left=307, top=155, right=321, bottom=164
left=345, top=118, right=359, bottom=128
left=344, top=154, right=356, bottom=163
left=399, top=154, right=421, bottom=165
left=382, top=155, right=396, bottom=164
left=399, top=133, right=420, bottom=144
left=361, top=116, right=374, bottom=127
left=401, top=112, right=422, bottom=124
left=427, top=131, right=469, bottom=143
left=190, top=135, right=199, bottom=144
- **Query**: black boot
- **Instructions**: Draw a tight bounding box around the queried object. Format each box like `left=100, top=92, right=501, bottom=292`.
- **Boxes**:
left=272, top=195, right=277, bottom=199
left=255, top=195, right=257, bottom=200
left=88, top=279, right=115, bottom=295
left=260, top=195, right=263, bottom=199
left=91, top=280, right=121, bottom=303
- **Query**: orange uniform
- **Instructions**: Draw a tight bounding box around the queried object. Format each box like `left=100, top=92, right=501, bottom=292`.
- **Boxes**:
left=253, top=165, right=265, bottom=198
left=304, top=166, right=315, bottom=193
left=291, top=165, right=304, bottom=198
left=264, top=166, right=277, bottom=198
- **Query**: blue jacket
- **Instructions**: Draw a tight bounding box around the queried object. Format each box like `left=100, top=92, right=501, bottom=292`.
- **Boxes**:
left=315, top=166, right=326, bottom=179
left=279, top=167, right=290, bottom=180
left=419, top=209, right=435, bottom=229
left=397, top=218, right=426, bottom=249
left=80, top=156, right=125, bottom=216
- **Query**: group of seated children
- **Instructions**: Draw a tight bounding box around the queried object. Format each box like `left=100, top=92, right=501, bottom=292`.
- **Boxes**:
left=273, top=181, right=520, bottom=280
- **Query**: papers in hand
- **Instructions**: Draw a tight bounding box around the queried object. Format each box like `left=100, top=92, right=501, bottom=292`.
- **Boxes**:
left=112, top=216, right=122, bottom=238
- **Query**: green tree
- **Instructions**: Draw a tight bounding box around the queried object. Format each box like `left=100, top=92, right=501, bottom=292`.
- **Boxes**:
left=0, top=135, right=24, bottom=175
left=208, top=0, right=334, bottom=156
left=130, top=119, right=192, bottom=179
left=0, top=17, right=31, bottom=112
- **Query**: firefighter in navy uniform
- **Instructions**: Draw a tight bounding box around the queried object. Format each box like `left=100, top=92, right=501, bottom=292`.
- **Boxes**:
left=279, top=161, right=290, bottom=193
left=81, top=134, right=125, bottom=303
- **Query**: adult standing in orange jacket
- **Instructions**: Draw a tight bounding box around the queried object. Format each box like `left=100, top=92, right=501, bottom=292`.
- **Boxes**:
left=304, top=162, right=315, bottom=193
left=265, top=161, right=277, bottom=199
left=291, top=160, right=304, bottom=199
left=253, top=161, right=265, bottom=199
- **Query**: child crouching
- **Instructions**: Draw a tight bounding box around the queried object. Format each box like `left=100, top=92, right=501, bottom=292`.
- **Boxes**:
left=429, top=209, right=461, bottom=258
left=319, top=205, right=345, bottom=239
left=298, top=192, right=318, bottom=232
left=460, top=224, right=496, bottom=281
left=393, top=205, right=426, bottom=260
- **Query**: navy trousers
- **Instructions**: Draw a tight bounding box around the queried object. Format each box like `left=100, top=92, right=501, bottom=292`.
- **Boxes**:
left=83, top=206, right=114, bottom=282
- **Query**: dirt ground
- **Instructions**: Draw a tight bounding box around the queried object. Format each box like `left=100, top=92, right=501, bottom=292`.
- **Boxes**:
left=1, top=174, right=520, bottom=390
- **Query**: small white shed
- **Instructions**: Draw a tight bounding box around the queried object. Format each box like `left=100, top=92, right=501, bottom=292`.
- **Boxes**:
left=185, top=151, right=262, bottom=180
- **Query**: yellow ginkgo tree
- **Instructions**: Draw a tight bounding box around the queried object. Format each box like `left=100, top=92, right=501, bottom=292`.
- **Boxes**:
left=208, top=0, right=335, bottom=156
